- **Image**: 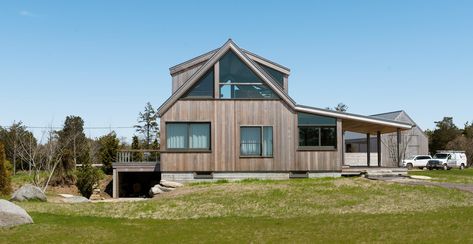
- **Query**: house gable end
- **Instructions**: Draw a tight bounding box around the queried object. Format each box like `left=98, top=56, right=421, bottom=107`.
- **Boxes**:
left=158, top=39, right=296, bottom=116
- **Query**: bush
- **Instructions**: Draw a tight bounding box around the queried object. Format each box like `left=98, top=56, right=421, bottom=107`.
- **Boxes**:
left=0, top=143, right=12, bottom=196
left=76, top=163, right=100, bottom=199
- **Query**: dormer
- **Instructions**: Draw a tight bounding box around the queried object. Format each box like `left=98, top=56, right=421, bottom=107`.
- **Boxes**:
left=169, top=43, right=291, bottom=95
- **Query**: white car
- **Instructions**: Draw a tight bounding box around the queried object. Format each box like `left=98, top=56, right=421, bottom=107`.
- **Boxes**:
left=402, top=155, right=433, bottom=170
left=427, top=151, right=468, bottom=170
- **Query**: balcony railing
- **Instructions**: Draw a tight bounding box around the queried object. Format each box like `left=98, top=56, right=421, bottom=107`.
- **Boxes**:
left=116, top=149, right=160, bottom=163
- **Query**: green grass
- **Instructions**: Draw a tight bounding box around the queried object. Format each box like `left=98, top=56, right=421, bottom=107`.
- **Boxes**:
left=3, top=176, right=473, bottom=243
left=2, top=208, right=473, bottom=243
left=409, top=168, right=473, bottom=183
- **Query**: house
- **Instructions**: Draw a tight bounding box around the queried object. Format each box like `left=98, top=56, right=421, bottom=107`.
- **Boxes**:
left=112, top=39, right=413, bottom=197
left=344, top=110, right=429, bottom=166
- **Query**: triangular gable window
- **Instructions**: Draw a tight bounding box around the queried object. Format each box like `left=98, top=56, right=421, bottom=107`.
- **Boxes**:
left=219, top=51, right=279, bottom=99
left=258, top=63, right=284, bottom=88
left=183, top=69, right=214, bottom=98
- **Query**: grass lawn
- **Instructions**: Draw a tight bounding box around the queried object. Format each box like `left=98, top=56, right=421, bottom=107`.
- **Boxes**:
left=409, top=168, right=473, bottom=184
left=2, top=176, right=473, bottom=243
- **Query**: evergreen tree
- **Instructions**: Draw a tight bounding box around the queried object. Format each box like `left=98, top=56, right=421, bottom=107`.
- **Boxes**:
left=98, top=132, right=119, bottom=173
left=76, top=161, right=100, bottom=199
left=131, top=135, right=143, bottom=162
left=53, top=116, right=89, bottom=186
left=134, top=102, right=159, bottom=148
left=0, top=142, right=12, bottom=196
left=429, top=117, right=461, bottom=154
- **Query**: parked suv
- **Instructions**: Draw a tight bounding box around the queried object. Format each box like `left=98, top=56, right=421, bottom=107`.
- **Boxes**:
left=402, top=155, right=432, bottom=170
left=427, top=151, right=468, bottom=170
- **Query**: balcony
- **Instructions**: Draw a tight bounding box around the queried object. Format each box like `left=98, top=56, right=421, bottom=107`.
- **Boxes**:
left=115, top=149, right=160, bottom=164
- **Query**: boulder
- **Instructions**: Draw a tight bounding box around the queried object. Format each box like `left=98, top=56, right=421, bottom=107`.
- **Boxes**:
left=89, top=188, right=102, bottom=201
left=11, top=184, right=47, bottom=202
left=160, top=180, right=183, bottom=188
left=149, top=185, right=164, bottom=196
left=0, top=199, right=34, bottom=228
left=157, top=184, right=174, bottom=192
left=58, top=194, right=74, bottom=198
left=61, top=196, right=90, bottom=203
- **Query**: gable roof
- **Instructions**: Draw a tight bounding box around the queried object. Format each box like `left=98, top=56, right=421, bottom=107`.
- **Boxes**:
left=157, top=40, right=413, bottom=132
left=157, top=39, right=296, bottom=116
left=169, top=47, right=290, bottom=76
left=372, top=110, right=427, bottom=136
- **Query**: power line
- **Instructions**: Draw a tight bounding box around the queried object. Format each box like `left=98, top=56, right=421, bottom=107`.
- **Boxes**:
left=0, top=125, right=136, bottom=130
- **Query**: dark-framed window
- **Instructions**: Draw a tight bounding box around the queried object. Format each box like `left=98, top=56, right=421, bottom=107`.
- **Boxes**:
left=183, top=69, right=214, bottom=98
left=259, top=63, right=284, bottom=88
left=166, top=122, right=210, bottom=150
left=298, top=113, right=337, bottom=150
left=219, top=51, right=278, bottom=99
left=240, top=126, right=273, bottom=157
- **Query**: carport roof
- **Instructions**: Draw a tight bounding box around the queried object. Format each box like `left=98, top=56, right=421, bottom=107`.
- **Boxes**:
left=295, top=105, right=413, bottom=134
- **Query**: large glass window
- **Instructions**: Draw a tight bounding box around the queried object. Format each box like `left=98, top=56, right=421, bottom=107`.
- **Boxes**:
left=259, top=63, right=284, bottom=88
left=183, top=69, right=214, bottom=98
left=167, top=123, right=210, bottom=150
left=219, top=51, right=278, bottom=99
left=298, top=113, right=337, bottom=149
left=240, top=126, right=273, bottom=157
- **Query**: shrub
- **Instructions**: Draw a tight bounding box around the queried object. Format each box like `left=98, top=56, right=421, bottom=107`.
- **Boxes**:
left=76, top=163, right=100, bottom=199
left=0, top=143, right=12, bottom=196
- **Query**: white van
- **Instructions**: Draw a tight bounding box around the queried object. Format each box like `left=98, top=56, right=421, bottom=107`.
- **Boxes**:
left=430, top=151, right=468, bottom=170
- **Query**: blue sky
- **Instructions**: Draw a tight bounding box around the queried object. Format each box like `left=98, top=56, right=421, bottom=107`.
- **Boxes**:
left=1, top=1, right=472, bottom=141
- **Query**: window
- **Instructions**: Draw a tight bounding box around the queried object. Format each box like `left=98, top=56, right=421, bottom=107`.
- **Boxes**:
left=219, top=51, right=278, bottom=99
left=298, top=113, right=337, bottom=149
left=166, top=123, right=210, bottom=150
left=240, top=126, right=273, bottom=157
left=258, top=63, right=284, bottom=88
left=183, top=69, right=214, bottom=98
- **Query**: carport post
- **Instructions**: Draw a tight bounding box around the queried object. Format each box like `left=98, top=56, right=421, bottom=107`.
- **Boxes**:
left=397, top=128, right=401, bottom=166
left=377, top=131, right=381, bottom=167
left=366, top=133, right=371, bottom=167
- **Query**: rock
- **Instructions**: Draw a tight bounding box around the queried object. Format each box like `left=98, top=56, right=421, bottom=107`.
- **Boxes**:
left=0, top=199, right=34, bottom=228
left=410, top=175, right=432, bottom=180
left=89, top=188, right=102, bottom=201
left=11, top=184, right=47, bottom=202
left=149, top=185, right=163, bottom=195
left=58, top=194, right=74, bottom=198
left=160, top=180, right=183, bottom=188
left=157, top=184, right=174, bottom=192
left=149, top=185, right=164, bottom=196
left=61, top=196, right=90, bottom=203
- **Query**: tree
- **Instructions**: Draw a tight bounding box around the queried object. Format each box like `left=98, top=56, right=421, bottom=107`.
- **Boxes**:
left=52, top=116, right=89, bottom=186
left=131, top=135, right=143, bottom=162
left=382, top=129, right=415, bottom=166
left=326, top=103, right=348, bottom=112
left=98, top=132, right=119, bottom=173
left=429, top=117, right=461, bottom=154
left=16, top=125, right=70, bottom=192
left=0, top=142, right=12, bottom=196
left=334, top=103, right=348, bottom=112
left=0, top=122, right=36, bottom=174
left=134, top=102, right=159, bottom=148
left=76, top=161, right=100, bottom=199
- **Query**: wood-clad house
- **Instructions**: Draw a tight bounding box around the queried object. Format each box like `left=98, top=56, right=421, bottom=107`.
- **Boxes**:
left=155, top=39, right=412, bottom=182
left=112, top=39, right=413, bottom=197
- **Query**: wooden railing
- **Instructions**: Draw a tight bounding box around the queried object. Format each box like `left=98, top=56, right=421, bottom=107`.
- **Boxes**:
left=116, top=149, right=160, bottom=163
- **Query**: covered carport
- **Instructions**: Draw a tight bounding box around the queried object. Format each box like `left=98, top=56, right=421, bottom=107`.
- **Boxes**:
left=295, top=105, right=413, bottom=168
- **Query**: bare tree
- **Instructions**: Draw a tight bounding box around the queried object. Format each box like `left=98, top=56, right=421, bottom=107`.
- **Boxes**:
left=16, top=126, right=74, bottom=192
left=382, top=129, right=415, bottom=166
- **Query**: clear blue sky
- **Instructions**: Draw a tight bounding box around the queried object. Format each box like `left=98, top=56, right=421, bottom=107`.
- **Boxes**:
left=1, top=1, right=472, bottom=141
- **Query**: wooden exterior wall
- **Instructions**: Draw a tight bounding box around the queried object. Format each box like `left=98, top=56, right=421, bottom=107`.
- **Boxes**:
left=171, top=63, right=205, bottom=93
left=160, top=100, right=343, bottom=172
